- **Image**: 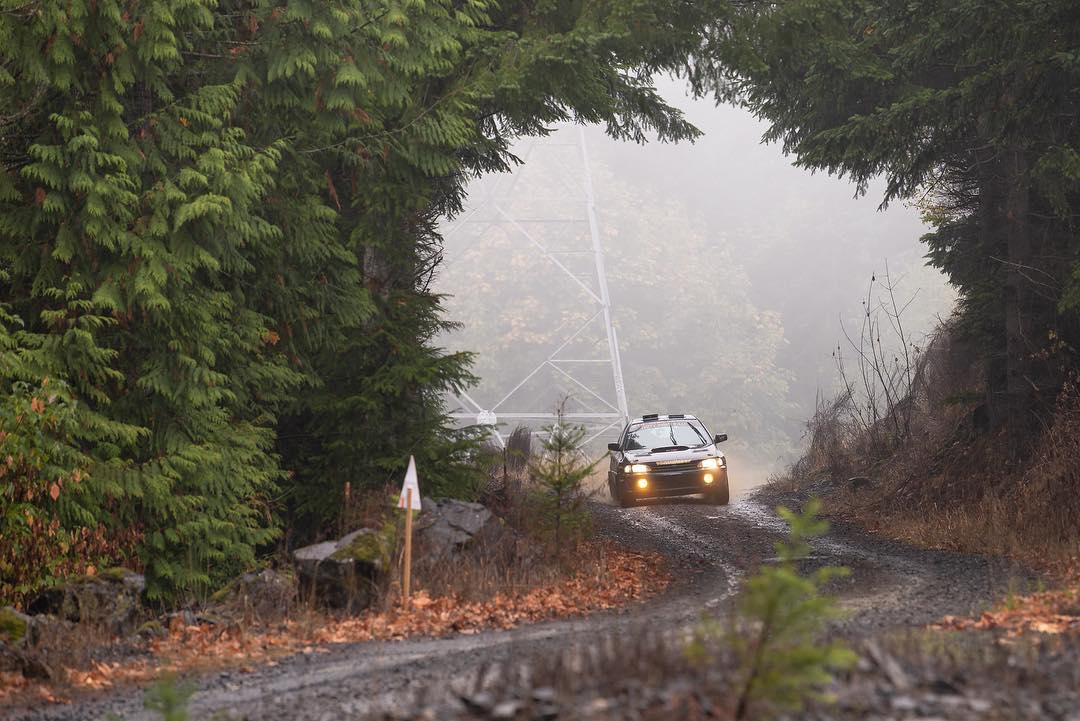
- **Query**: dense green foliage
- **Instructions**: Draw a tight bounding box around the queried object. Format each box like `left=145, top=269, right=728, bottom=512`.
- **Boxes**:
left=0, top=0, right=729, bottom=602
left=692, top=0, right=1080, bottom=441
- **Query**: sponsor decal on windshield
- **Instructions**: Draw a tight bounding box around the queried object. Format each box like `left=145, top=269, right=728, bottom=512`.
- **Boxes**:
left=636, top=420, right=680, bottom=430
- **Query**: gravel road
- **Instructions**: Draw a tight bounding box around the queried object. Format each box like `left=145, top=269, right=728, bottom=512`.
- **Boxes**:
left=12, top=486, right=1028, bottom=721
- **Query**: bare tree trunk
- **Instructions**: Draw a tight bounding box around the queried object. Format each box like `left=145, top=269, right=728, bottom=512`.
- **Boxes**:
left=974, top=130, right=1008, bottom=425
left=1004, top=144, right=1032, bottom=452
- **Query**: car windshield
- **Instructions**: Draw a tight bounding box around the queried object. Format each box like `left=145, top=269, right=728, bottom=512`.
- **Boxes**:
left=623, top=420, right=710, bottom=451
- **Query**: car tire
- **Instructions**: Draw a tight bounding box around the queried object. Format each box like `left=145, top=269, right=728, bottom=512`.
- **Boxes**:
left=706, top=479, right=730, bottom=505
left=615, top=485, right=634, bottom=508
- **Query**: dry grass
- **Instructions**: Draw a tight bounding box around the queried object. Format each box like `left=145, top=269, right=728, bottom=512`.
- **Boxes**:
left=778, top=324, right=1080, bottom=575
left=304, top=468, right=575, bottom=610
left=411, top=519, right=560, bottom=604
left=3, top=615, right=124, bottom=691
left=829, top=386, right=1080, bottom=572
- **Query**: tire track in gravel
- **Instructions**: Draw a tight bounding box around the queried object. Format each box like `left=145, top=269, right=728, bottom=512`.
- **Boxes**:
left=620, top=503, right=743, bottom=607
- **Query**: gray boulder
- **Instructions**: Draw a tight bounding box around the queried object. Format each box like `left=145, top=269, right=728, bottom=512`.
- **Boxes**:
left=0, top=606, right=31, bottom=673
left=0, top=606, right=60, bottom=679
left=415, top=499, right=502, bottom=556
left=293, top=529, right=384, bottom=611
left=25, top=568, right=145, bottom=636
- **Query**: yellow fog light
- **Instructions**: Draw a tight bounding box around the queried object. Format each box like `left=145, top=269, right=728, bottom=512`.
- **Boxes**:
left=630, top=464, right=649, bottom=473
left=703, top=473, right=714, bottom=484
left=636, top=477, right=649, bottom=489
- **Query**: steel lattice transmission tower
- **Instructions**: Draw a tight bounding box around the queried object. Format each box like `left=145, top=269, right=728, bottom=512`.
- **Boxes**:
left=439, top=126, right=629, bottom=447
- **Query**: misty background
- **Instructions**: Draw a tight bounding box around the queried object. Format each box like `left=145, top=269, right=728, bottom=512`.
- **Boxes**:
left=437, top=80, right=956, bottom=487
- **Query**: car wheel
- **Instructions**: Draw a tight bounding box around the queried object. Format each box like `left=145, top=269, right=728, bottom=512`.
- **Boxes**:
left=706, top=479, right=730, bottom=505
left=615, top=485, right=634, bottom=508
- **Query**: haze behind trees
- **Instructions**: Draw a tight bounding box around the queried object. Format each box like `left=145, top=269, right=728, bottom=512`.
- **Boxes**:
left=437, top=82, right=956, bottom=480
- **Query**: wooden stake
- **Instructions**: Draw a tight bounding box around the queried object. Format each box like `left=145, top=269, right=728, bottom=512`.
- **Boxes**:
left=403, top=487, right=413, bottom=607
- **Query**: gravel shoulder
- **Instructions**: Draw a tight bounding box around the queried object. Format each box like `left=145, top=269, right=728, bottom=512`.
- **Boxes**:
left=9, top=485, right=1035, bottom=721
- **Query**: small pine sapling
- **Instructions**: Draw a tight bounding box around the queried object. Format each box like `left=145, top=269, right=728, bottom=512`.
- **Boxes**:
left=530, top=402, right=598, bottom=558
left=689, top=499, right=856, bottom=719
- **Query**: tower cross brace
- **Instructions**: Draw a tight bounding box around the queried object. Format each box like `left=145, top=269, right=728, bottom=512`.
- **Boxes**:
left=443, top=126, right=629, bottom=447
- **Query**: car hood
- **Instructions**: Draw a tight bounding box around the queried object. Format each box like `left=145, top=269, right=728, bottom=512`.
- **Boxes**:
left=624, top=445, right=719, bottom=462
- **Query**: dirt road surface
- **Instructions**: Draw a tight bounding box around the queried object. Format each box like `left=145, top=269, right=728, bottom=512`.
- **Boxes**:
left=14, top=486, right=1025, bottom=721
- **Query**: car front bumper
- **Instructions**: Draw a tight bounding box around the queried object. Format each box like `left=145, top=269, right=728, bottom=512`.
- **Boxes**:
left=618, top=466, right=728, bottom=497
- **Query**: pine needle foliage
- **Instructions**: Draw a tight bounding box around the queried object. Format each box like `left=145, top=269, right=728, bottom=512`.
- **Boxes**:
left=689, top=500, right=856, bottom=720
left=530, top=402, right=598, bottom=557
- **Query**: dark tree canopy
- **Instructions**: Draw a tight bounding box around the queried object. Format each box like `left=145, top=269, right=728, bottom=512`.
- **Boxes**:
left=692, top=0, right=1080, bottom=438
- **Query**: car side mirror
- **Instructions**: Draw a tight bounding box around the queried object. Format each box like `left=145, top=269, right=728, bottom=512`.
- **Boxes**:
left=714, top=433, right=727, bottom=444
left=607, top=442, right=620, bottom=452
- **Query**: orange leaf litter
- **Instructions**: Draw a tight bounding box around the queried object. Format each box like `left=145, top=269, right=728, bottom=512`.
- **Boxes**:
left=932, top=563, right=1080, bottom=637
left=1, top=543, right=669, bottom=707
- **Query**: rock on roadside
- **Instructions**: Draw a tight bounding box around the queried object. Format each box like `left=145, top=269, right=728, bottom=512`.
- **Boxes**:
left=0, top=606, right=61, bottom=679
left=415, top=499, right=505, bottom=557
left=293, top=529, right=385, bottom=611
left=25, top=568, right=146, bottom=637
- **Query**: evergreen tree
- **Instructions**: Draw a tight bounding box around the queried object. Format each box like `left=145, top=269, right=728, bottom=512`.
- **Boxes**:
left=1, top=0, right=733, bottom=600
left=692, top=0, right=1080, bottom=441
left=530, top=403, right=597, bottom=556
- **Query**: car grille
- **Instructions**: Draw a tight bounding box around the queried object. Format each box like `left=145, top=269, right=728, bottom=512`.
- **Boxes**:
left=649, top=460, right=699, bottom=473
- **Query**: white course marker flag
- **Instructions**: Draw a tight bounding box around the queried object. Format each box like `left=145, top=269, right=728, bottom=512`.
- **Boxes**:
left=398, top=455, right=421, bottom=606
left=398, top=455, right=422, bottom=510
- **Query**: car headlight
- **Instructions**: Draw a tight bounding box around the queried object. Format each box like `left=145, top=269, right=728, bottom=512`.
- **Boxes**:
left=630, top=464, right=649, bottom=473
left=699, top=458, right=719, bottom=470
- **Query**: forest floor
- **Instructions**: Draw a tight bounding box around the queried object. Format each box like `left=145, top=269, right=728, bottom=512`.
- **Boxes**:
left=0, top=540, right=668, bottom=711
left=8, top=482, right=1077, bottom=721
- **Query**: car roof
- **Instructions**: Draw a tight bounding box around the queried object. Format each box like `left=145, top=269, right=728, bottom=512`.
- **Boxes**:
left=628, top=413, right=699, bottom=424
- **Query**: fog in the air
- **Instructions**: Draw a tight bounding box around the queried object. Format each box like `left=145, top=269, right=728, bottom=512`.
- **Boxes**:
left=437, top=79, right=955, bottom=487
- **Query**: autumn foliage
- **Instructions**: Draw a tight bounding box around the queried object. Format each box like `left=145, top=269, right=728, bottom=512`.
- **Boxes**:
left=0, top=378, right=139, bottom=606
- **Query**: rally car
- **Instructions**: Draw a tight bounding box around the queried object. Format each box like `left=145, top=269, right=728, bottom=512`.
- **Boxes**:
left=607, top=414, right=729, bottom=507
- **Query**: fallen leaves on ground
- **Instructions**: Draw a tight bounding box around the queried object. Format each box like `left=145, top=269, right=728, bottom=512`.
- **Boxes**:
left=932, top=580, right=1080, bottom=636
left=0, top=542, right=669, bottom=707
left=314, top=544, right=668, bottom=643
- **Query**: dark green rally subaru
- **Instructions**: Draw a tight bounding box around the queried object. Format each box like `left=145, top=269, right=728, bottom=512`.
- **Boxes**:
left=606, top=414, right=729, bottom=507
